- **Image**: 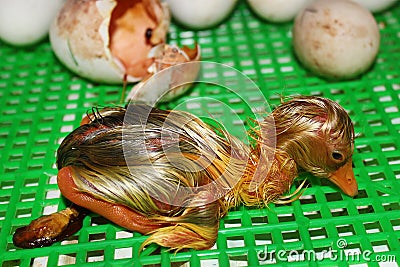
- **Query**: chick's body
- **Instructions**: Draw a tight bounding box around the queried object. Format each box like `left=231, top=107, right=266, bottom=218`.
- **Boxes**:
left=13, top=96, right=357, bottom=250
left=56, top=104, right=250, bottom=250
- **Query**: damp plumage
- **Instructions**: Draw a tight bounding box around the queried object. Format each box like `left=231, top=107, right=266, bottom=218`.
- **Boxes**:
left=13, top=96, right=357, bottom=250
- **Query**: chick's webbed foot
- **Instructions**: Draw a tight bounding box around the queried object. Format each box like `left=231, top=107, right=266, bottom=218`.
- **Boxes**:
left=13, top=205, right=87, bottom=248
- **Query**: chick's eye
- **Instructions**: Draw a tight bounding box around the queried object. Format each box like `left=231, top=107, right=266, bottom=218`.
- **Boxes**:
left=145, top=28, right=153, bottom=40
left=332, top=152, right=343, bottom=161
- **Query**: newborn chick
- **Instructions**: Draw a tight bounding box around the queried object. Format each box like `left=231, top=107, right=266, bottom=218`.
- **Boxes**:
left=13, top=96, right=357, bottom=250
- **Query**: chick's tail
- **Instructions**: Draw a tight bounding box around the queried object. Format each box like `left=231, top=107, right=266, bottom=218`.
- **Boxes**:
left=142, top=190, right=221, bottom=251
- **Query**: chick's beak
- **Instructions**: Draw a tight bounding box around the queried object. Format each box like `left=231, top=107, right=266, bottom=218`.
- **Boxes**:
left=328, top=160, right=358, bottom=197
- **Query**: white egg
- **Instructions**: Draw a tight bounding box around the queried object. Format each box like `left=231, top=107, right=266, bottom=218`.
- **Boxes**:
left=351, top=0, right=398, bottom=13
left=247, top=0, right=314, bottom=23
left=292, top=0, right=380, bottom=80
left=164, top=0, right=238, bottom=29
left=49, top=0, right=170, bottom=84
left=0, top=0, right=64, bottom=46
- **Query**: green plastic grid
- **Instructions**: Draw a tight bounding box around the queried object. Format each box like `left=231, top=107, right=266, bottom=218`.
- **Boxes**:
left=1, top=1, right=400, bottom=266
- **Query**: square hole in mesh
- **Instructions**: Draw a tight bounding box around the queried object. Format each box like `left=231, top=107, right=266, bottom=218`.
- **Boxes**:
left=90, top=216, right=111, bottom=226
left=354, top=189, right=368, bottom=199
left=343, top=243, right=363, bottom=261
left=380, top=143, right=397, bottom=151
left=357, top=204, right=375, bottom=214
left=331, top=207, right=348, bottom=217
left=251, top=216, right=268, bottom=225
left=114, top=247, right=133, bottom=260
left=388, top=156, right=400, bottom=165
left=277, top=213, right=295, bottom=223
left=309, top=227, right=328, bottom=240
left=23, top=178, right=39, bottom=187
left=227, top=236, right=245, bottom=248
left=361, top=156, right=378, bottom=169
left=0, top=195, right=10, bottom=205
left=364, top=221, right=383, bottom=234
left=45, top=190, right=60, bottom=200
left=86, top=250, right=104, bottom=263
left=19, top=192, right=36, bottom=202
left=228, top=255, right=248, bottom=266
left=58, top=254, right=77, bottom=265
left=390, top=219, right=400, bottom=231
left=325, top=192, right=343, bottom=202
left=372, top=240, right=390, bottom=252
left=303, top=210, right=322, bottom=220
left=31, top=257, right=49, bottom=267
left=282, top=229, right=300, bottom=243
left=299, top=194, right=317, bottom=205
left=116, top=230, right=133, bottom=239
left=0, top=210, right=6, bottom=221
left=255, top=233, right=272, bottom=246
left=89, top=232, right=106, bottom=242
left=15, top=207, right=32, bottom=218
left=1, top=259, right=21, bottom=267
left=61, top=235, right=79, bottom=246
left=0, top=180, right=14, bottom=190
left=336, top=224, right=356, bottom=237
left=223, top=217, right=242, bottom=228
left=369, top=171, right=387, bottom=181
left=383, top=202, right=400, bottom=211
left=357, top=144, right=373, bottom=153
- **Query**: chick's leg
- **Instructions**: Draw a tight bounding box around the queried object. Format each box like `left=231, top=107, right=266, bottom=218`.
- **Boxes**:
left=58, top=167, right=221, bottom=250
left=57, top=166, right=166, bottom=234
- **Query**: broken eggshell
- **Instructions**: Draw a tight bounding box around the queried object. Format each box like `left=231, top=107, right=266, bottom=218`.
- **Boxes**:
left=49, top=0, right=170, bottom=84
left=126, top=43, right=201, bottom=103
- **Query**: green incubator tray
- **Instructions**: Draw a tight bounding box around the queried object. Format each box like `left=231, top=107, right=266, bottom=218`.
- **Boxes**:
left=1, top=1, right=399, bottom=266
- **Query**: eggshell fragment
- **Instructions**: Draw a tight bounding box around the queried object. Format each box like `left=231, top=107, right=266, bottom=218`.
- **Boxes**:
left=292, top=0, right=380, bottom=80
left=247, top=0, right=314, bottom=23
left=127, top=44, right=201, bottom=103
left=49, top=0, right=170, bottom=84
left=164, top=0, right=238, bottom=29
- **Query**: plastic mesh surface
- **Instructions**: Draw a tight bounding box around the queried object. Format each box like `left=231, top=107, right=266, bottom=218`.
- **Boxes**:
left=1, top=2, right=400, bottom=266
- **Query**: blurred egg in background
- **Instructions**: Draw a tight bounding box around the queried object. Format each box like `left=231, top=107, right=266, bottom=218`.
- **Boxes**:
left=164, top=0, right=239, bottom=29
left=247, top=0, right=314, bottom=23
left=351, top=0, right=398, bottom=13
left=0, top=0, right=65, bottom=46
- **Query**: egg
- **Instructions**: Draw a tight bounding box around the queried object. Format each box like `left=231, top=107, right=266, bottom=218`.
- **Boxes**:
left=247, top=0, right=314, bottom=23
left=0, top=0, right=65, bottom=46
left=49, top=0, right=171, bottom=84
left=351, top=0, right=398, bottom=13
left=292, top=0, right=380, bottom=80
left=164, top=0, right=238, bottom=29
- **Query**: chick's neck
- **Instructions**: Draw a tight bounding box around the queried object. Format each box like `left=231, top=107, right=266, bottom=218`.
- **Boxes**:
left=226, top=143, right=299, bottom=209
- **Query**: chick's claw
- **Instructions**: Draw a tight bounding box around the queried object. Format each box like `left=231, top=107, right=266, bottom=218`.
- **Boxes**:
left=13, top=206, right=87, bottom=248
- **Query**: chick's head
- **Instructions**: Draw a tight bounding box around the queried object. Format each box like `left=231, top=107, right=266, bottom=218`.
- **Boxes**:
left=271, top=96, right=357, bottom=197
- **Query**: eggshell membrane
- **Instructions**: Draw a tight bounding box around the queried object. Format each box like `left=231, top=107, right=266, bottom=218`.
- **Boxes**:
left=292, top=0, right=380, bottom=80
left=50, top=0, right=166, bottom=84
left=165, top=0, right=238, bottom=29
left=247, top=0, right=314, bottom=23
left=109, top=0, right=158, bottom=79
